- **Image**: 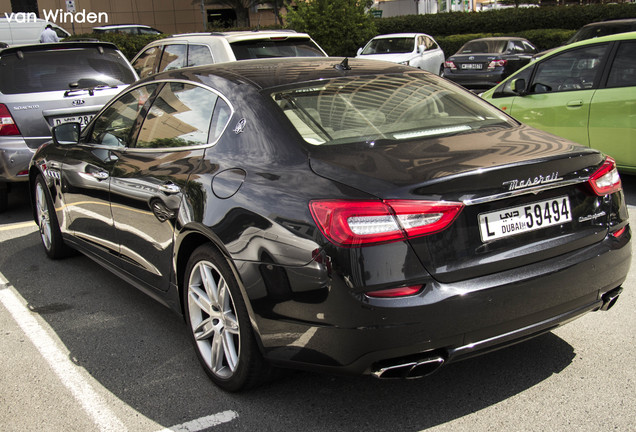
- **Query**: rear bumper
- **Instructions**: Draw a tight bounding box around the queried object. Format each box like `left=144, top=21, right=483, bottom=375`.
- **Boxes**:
left=0, top=137, right=33, bottom=183
left=444, top=70, right=505, bottom=90
left=248, top=229, right=631, bottom=375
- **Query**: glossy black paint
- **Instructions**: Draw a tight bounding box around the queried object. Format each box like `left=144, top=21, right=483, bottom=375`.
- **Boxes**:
left=30, top=58, right=631, bottom=378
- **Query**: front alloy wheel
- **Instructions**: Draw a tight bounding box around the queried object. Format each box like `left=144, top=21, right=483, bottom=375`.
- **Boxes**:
left=34, top=175, right=71, bottom=259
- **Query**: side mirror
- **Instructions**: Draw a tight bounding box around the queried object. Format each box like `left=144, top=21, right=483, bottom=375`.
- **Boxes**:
left=52, top=122, right=80, bottom=145
left=356, top=47, right=363, bottom=56
left=417, top=44, right=426, bottom=53
left=510, top=78, right=527, bottom=95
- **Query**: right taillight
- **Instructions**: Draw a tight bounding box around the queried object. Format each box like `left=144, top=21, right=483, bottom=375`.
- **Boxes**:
left=309, top=199, right=464, bottom=248
left=589, top=157, right=622, bottom=196
left=0, top=103, right=20, bottom=136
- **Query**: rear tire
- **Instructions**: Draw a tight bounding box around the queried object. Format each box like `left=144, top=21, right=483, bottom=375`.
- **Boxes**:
left=183, top=244, right=276, bottom=391
left=34, top=175, right=72, bottom=259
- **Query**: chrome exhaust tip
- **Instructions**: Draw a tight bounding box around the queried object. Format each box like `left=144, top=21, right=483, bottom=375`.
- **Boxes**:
left=600, top=287, right=622, bottom=311
left=372, top=355, right=445, bottom=379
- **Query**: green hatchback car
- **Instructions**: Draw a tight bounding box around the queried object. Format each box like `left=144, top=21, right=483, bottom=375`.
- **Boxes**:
left=482, top=32, right=636, bottom=173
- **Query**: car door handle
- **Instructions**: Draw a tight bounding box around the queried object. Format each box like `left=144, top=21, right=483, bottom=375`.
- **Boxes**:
left=159, top=182, right=181, bottom=194
left=566, top=100, right=583, bottom=108
left=79, top=170, right=109, bottom=180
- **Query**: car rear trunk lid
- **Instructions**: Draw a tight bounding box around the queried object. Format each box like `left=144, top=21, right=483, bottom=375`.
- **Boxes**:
left=309, top=126, right=613, bottom=282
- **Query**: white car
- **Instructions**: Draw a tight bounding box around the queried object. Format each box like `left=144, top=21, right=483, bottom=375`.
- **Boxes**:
left=356, top=33, right=445, bottom=75
left=131, top=30, right=327, bottom=78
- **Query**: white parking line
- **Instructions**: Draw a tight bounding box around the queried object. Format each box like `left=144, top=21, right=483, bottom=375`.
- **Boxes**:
left=156, top=411, right=239, bottom=432
left=0, top=272, right=126, bottom=432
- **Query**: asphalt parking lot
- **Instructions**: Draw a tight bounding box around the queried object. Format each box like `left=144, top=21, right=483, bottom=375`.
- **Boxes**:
left=1, top=178, right=635, bottom=432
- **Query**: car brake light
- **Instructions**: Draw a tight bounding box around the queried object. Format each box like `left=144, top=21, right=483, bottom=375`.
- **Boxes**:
left=487, top=59, right=507, bottom=70
left=0, top=103, right=20, bottom=136
left=309, top=200, right=464, bottom=247
left=589, top=157, right=622, bottom=196
left=366, top=285, right=422, bottom=298
left=444, top=60, right=456, bottom=70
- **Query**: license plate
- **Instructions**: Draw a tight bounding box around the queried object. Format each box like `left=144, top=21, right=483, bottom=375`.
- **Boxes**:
left=52, top=114, right=94, bottom=127
left=461, top=63, right=482, bottom=70
left=478, top=196, right=572, bottom=242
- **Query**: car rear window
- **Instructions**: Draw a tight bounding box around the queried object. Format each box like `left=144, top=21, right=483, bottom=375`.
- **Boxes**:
left=459, top=40, right=508, bottom=54
left=0, top=46, right=136, bottom=94
left=229, top=37, right=325, bottom=60
left=271, top=72, right=513, bottom=146
left=361, top=37, right=415, bottom=55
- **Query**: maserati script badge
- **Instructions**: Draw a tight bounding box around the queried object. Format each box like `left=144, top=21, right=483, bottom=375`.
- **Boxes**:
left=502, top=172, right=562, bottom=191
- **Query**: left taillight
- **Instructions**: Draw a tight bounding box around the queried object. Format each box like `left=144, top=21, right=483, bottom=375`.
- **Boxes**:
left=0, top=103, right=20, bottom=136
left=589, top=157, right=622, bottom=196
left=309, top=199, right=464, bottom=247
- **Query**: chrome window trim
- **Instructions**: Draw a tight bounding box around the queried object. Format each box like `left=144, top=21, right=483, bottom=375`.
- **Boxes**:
left=110, top=79, right=234, bottom=153
left=462, top=177, right=590, bottom=206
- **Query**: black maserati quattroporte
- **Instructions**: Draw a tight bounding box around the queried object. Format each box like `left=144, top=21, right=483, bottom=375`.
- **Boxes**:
left=30, top=57, right=631, bottom=391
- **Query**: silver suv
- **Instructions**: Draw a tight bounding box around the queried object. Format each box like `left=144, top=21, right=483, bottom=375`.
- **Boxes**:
left=131, top=30, right=327, bottom=78
left=0, top=41, right=137, bottom=211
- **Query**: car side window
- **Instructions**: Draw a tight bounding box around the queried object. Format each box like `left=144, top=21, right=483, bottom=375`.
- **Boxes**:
left=606, top=41, right=636, bottom=88
left=89, top=84, right=158, bottom=147
left=136, top=82, right=218, bottom=148
left=210, top=98, right=232, bottom=142
left=522, top=41, right=537, bottom=54
left=159, top=44, right=187, bottom=73
left=530, top=44, right=607, bottom=93
left=133, top=47, right=159, bottom=78
left=188, top=44, right=214, bottom=67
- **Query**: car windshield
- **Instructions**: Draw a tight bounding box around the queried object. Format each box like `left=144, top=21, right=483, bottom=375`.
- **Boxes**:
left=271, top=73, right=513, bottom=146
left=459, top=40, right=508, bottom=54
left=229, top=37, right=325, bottom=59
left=0, top=46, right=136, bottom=94
left=361, top=37, right=415, bottom=55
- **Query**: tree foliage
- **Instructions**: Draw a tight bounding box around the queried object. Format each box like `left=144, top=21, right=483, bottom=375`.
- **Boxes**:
left=285, top=0, right=377, bottom=57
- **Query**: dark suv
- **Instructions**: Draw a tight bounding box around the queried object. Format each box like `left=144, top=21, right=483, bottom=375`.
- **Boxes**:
left=0, top=41, right=137, bottom=211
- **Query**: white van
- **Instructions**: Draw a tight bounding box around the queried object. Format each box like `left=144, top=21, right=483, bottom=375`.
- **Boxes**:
left=0, top=18, right=70, bottom=46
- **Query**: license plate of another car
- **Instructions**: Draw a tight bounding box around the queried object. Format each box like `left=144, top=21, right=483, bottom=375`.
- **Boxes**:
left=52, top=114, right=94, bottom=127
left=478, top=196, right=572, bottom=242
left=461, top=63, right=482, bottom=70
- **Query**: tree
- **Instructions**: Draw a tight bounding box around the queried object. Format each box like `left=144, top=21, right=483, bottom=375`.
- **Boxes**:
left=285, top=0, right=377, bottom=57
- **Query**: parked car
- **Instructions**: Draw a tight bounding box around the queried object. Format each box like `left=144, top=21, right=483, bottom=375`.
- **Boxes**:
left=0, top=41, right=137, bottom=212
left=482, top=32, right=636, bottom=173
left=30, top=57, right=630, bottom=391
left=444, top=37, right=537, bottom=91
left=0, top=18, right=69, bottom=46
left=92, top=24, right=163, bottom=35
left=355, top=33, right=445, bottom=75
left=131, top=30, right=328, bottom=78
left=534, top=18, right=636, bottom=59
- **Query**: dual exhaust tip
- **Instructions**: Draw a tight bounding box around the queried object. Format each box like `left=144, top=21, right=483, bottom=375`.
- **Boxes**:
left=372, top=355, right=445, bottom=379
left=373, top=287, right=623, bottom=380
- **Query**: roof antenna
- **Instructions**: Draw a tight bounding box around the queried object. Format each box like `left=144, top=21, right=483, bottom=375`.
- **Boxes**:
left=334, top=58, right=351, bottom=71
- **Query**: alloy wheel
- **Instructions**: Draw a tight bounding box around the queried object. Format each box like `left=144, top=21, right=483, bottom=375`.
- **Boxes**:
left=187, top=260, right=240, bottom=379
left=35, top=181, right=52, bottom=251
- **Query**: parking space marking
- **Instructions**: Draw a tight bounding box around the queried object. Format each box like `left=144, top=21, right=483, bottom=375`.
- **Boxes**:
left=0, top=272, right=126, bottom=432
left=0, top=221, right=36, bottom=231
left=156, top=411, right=239, bottom=432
